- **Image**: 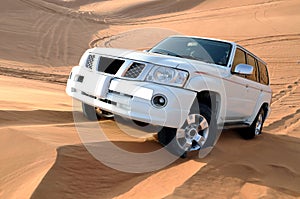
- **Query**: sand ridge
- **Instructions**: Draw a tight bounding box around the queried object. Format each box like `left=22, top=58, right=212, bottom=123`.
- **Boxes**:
left=0, top=0, right=300, bottom=198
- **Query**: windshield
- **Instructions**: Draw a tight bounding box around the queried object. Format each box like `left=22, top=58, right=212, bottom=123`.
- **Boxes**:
left=149, top=37, right=232, bottom=67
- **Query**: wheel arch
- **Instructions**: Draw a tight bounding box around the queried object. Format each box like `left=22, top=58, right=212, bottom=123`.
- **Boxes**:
left=248, top=102, right=270, bottom=125
left=261, top=102, right=269, bottom=120
left=195, top=90, right=222, bottom=120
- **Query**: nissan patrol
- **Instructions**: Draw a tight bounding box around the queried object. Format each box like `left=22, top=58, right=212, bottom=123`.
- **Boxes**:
left=66, top=36, right=272, bottom=157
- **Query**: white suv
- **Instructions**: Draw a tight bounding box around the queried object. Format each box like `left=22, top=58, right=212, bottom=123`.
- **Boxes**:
left=66, top=36, right=272, bottom=157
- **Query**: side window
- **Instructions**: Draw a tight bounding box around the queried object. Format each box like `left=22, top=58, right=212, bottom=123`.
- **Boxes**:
left=231, top=48, right=246, bottom=77
left=232, top=48, right=246, bottom=68
left=258, top=61, right=269, bottom=85
left=246, top=54, right=258, bottom=82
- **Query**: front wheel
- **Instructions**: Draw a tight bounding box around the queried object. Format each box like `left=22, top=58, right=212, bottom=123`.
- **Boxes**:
left=157, top=103, right=217, bottom=158
left=82, top=103, right=114, bottom=121
left=82, top=102, right=98, bottom=121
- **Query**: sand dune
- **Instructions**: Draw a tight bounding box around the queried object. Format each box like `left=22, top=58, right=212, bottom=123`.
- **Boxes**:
left=1, top=0, right=300, bottom=198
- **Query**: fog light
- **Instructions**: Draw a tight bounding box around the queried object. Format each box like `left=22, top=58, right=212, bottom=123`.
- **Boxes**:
left=151, top=94, right=167, bottom=108
left=76, top=75, right=84, bottom=83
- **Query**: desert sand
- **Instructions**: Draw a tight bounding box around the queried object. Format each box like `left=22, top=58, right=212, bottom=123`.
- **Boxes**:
left=1, top=0, right=300, bottom=198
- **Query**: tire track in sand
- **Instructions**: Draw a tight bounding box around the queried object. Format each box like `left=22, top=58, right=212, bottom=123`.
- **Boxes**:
left=265, top=80, right=300, bottom=134
left=106, top=0, right=283, bottom=25
left=0, top=67, right=68, bottom=85
left=236, top=34, right=300, bottom=47
left=35, top=13, right=70, bottom=66
left=36, top=14, right=57, bottom=65
left=62, top=18, right=74, bottom=66
left=33, top=13, right=55, bottom=65
left=20, top=0, right=106, bottom=24
left=271, top=78, right=300, bottom=105
left=43, top=17, right=64, bottom=64
left=265, top=109, right=300, bottom=134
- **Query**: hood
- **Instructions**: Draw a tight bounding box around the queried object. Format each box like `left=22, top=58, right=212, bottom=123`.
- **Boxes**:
left=90, top=47, right=188, bottom=68
left=89, top=47, right=227, bottom=76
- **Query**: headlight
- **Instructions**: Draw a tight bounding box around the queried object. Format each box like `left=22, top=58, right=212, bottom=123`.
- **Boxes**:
left=146, top=65, right=189, bottom=87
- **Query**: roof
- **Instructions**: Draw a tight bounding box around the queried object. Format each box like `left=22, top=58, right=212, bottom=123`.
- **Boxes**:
left=168, top=35, right=236, bottom=45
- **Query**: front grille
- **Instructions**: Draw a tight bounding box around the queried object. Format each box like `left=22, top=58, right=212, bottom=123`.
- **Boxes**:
left=86, top=54, right=95, bottom=70
left=97, top=56, right=125, bottom=75
left=124, top=62, right=145, bottom=78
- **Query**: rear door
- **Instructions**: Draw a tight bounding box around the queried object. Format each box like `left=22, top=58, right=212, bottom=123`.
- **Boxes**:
left=243, top=54, right=262, bottom=117
left=225, top=48, right=250, bottom=121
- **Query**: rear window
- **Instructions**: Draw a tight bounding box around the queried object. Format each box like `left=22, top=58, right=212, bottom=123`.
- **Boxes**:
left=258, top=61, right=269, bottom=85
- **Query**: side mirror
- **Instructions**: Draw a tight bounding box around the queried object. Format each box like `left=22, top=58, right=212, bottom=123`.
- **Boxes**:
left=143, top=49, right=149, bottom=52
left=233, top=64, right=253, bottom=75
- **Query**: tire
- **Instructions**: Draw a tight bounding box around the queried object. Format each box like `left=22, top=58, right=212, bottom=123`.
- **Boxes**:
left=240, top=109, right=265, bottom=140
left=158, top=103, right=217, bottom=158
left=82, top=102, right=99, bottom=121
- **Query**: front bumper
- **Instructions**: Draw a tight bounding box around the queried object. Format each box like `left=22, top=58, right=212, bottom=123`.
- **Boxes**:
left=66, top=66, right=196, bottom=128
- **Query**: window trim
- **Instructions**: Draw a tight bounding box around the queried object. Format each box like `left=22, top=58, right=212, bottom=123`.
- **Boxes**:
left=230, top=47, right=247, bottom=75
left=257, top=60, right=270, bottom=85
left=230, top=45, right=269, bottom=85
left=245, top=53, right=259, bottom=83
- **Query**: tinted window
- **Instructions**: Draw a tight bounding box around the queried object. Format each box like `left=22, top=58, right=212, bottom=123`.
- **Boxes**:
left=246, top=54, right=258, bottom=82
left=231, top=48, right=246, bottom=77
left=232, top=48, right=246, bottom=67
left=258, top=61, right=269, bottom=85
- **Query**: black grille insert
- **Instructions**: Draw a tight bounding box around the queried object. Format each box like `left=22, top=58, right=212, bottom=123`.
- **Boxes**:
left=97, top=56, right=125, bottom=75
left=86, top=54, right=95, bottom=69
left=124, top=63, right=145, bottom=78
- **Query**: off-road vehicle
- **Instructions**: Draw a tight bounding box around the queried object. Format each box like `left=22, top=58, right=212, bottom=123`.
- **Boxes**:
left=66, top=36, right=272, bottom=157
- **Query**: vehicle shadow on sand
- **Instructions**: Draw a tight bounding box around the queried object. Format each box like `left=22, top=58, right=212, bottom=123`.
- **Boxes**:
left=31, top=129, right=300, bottom=198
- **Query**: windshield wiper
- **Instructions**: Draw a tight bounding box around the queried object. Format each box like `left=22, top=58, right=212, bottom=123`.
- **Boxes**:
left=151, top=49, right=184, bottom=58
left=151, top=50, right=215, bottom=64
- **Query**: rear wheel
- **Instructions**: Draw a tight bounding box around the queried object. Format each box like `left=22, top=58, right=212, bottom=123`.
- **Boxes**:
left=158, top=103, right=217, bottom=158
left=240, top=109, right=265, bottom=140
